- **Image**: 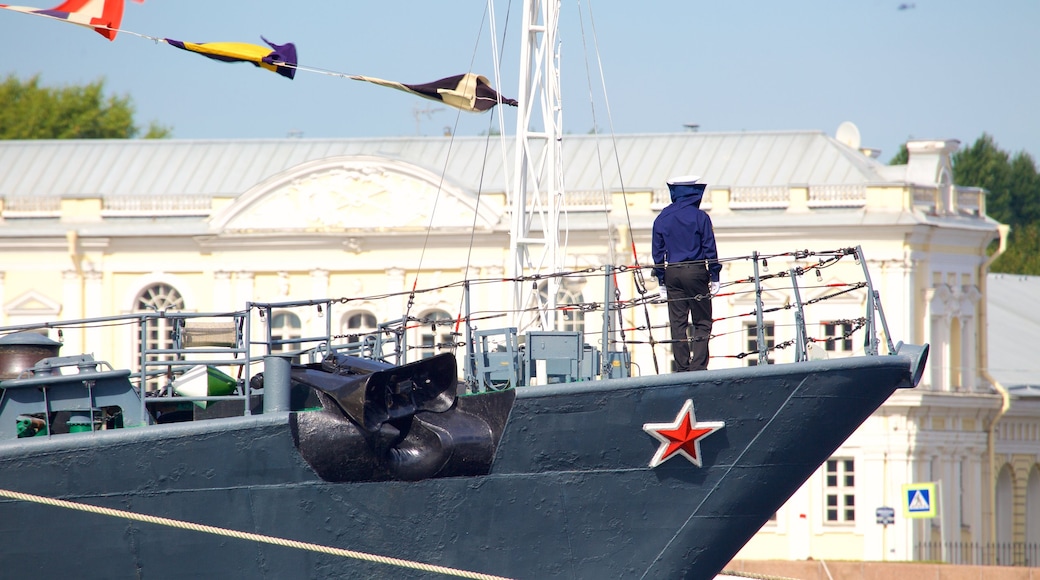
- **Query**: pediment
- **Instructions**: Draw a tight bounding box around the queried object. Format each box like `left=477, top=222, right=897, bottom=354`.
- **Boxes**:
left=211, top=155, right=502, bottom=233
left=4, top=290, right=61, bottom=317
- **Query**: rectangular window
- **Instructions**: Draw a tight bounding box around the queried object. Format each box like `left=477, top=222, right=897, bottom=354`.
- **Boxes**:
left=744, top=321, right=775, bottom=366
left=825, top=458, right=855, bottom=523
left=822, top=321, right=853, bottom=352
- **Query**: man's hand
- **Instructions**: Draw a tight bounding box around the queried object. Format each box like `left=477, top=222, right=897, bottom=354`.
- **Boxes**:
left=658, top=286, right=668, bottom=302
left=709, top=281, right=720, bottom=296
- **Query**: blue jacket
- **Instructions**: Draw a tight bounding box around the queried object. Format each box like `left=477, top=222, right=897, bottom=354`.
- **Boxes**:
left=651, top=183, right=721, bottom=283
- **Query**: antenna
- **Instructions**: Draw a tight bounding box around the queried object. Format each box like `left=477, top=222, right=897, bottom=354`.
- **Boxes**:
left=412, top=104, right=443, bottom=136
left=835, top=121, right=862, bottom=150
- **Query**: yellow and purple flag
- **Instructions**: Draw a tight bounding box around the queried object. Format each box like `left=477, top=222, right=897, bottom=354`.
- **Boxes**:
left=164, top=36, right=298, bottom=80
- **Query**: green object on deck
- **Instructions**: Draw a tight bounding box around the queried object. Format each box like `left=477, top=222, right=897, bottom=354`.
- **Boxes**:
left=66, top=414, right=93, bottom=434
left=172, top=366, right=238, bottom=409
left=16, top=415, right=48, bottom=438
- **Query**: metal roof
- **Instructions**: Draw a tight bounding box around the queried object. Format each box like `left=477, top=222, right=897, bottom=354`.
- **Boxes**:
left=0, top=130, right=894, bottom=200
left=987, top=273, right=1040, bottom=388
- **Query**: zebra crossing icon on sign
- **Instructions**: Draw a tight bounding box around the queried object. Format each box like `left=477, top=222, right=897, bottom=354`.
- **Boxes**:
left=908, top=490, right=929, bottom=510
left=902, top=482, right=938, bottom=519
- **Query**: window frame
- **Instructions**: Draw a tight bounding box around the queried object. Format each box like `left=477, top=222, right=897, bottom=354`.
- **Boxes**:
left=744, top=320, right=775, bottom=366
left=133, top=283, right=185, bottom=393
left=822, top=321, right=854, bottom=353
left=824, top=457, right=856, bottom=525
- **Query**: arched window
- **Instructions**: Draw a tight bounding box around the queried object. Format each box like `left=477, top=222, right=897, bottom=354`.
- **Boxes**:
left=271, top=311, right=302, bottom=363
left=557, top=281, right=586, bottom=333
left=414, top=309, right=454, bottom=360
left=532, top=279, right=586, bottom=333
left=340, top=310, right=381, bottom=358
left=134, top=283, right=185, bottom=393
left=342, top=311, right=378, bottom=337
left=1027, top=466, right=1040, bottom=550
left=996, top=464, right=1014, bottom=561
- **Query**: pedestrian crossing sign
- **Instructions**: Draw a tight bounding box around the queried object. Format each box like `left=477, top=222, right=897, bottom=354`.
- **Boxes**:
left=902, top=482, right=938, bottom=519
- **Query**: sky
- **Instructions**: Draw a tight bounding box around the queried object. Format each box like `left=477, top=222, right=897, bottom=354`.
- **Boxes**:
left=1, top=0, right=1038, bottom=163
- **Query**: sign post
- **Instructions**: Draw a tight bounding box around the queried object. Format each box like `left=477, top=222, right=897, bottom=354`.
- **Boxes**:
left=876, top=505, right=895, bottom=561
left=876, top=506, right=895, bottom=525
left=903, top=481, right=941, bottom=561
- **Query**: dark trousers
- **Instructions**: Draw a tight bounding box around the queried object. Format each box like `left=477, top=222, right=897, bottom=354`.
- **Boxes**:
left=664, top=265, right=712, bottom=372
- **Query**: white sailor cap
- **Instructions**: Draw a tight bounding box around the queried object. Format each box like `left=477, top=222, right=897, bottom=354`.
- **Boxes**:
left=666, top=175, right=702, bottom=186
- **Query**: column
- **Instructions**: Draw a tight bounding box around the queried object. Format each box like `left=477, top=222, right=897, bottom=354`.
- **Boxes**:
left=862, top=449, right=890, bottom=561
left=236, top=272, right=255, bottom=343
left=62, top=270, right=82, bottom=354
left=786, top=481, right=811, bottom=561
left=924, top=285, right=951, bottom=391
left=235, top=272, right=255, bottom=305
left=961, top=285, right=981, bottom=392
left=386, top=267, right=406, bottom=320
left=84, top=270, right=103, bottom=352
left=310, top=268, right=329, bottom=338
left=937, top=448, right=957, bottom=561
left=213, top=271, right=232, bottom=312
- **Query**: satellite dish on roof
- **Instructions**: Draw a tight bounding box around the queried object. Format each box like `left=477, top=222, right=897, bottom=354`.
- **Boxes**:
left=836, top=121, right=862, bottom=150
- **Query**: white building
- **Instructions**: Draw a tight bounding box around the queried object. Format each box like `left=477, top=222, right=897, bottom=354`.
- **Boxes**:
left=0, top=130, right=1036, bottom=564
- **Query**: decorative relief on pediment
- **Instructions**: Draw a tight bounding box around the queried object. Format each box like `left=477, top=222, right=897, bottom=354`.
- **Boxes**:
left=215, top=159, right=499, bottom=234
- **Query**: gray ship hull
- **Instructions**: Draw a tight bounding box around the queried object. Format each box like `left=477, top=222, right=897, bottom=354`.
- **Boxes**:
left=0, top=347, right=926, bottom=579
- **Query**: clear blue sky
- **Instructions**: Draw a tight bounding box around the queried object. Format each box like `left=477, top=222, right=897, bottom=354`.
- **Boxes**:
left=2, top=0, right=1038, bottom=163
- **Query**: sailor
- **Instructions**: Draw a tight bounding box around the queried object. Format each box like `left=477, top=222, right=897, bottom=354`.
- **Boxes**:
left=651, top=175, right=721, bottom=372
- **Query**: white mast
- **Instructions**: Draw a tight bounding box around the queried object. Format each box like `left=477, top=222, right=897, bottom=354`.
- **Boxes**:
left=510, top=0, right=564, bottom=330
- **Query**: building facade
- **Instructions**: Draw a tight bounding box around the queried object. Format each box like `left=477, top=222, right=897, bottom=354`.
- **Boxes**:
left=0, top=131, right=1036, bottom=564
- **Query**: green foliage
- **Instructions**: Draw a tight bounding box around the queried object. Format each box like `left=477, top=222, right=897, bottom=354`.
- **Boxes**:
left=0, top=74, right=170, bottom=139
left=951, top=134, right=1040, bottom=228
left=889, top=133, right=1040, bottom=274
left=951, top=134, right=1040, bottom=274
left=989, top=223, right=1040, bottom=274
left=888, top=144, right=908, bottom=165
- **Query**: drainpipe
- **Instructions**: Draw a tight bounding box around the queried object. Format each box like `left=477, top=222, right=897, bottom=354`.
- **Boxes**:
left=979, top=224, right=1010, bottom=561
left=66, top=230, right=86, bottom=349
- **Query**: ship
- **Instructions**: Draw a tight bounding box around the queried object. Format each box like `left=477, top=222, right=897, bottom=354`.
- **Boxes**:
left=0, top=2, right=929, bottom=579
left=0, top=243, right=928, bottom=579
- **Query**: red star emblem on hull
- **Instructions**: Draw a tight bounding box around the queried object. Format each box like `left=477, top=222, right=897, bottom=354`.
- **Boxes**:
left=643, top=399, right=725, bottom=468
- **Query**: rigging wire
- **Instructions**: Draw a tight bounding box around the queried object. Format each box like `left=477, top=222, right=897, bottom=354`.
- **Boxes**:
left=406, top=1, right=496, bottom=336
left=450, top=0, right=516, bottom=369
left=578, top=0, right=657, bottom=372
left=574, top=0, right=660, bottom=372
left=0, top=248, right=877, bottom=368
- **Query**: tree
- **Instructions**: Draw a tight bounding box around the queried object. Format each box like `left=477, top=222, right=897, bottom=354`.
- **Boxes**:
left=0, top=74, right=170, bottom=139
left=890, top=134, right=1040, bottom=274
left=987, top=223, right=1040, bottom=274
left=950, top=134, right=1040, bottom=274
left=888, top=144, right=908, bottom=166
